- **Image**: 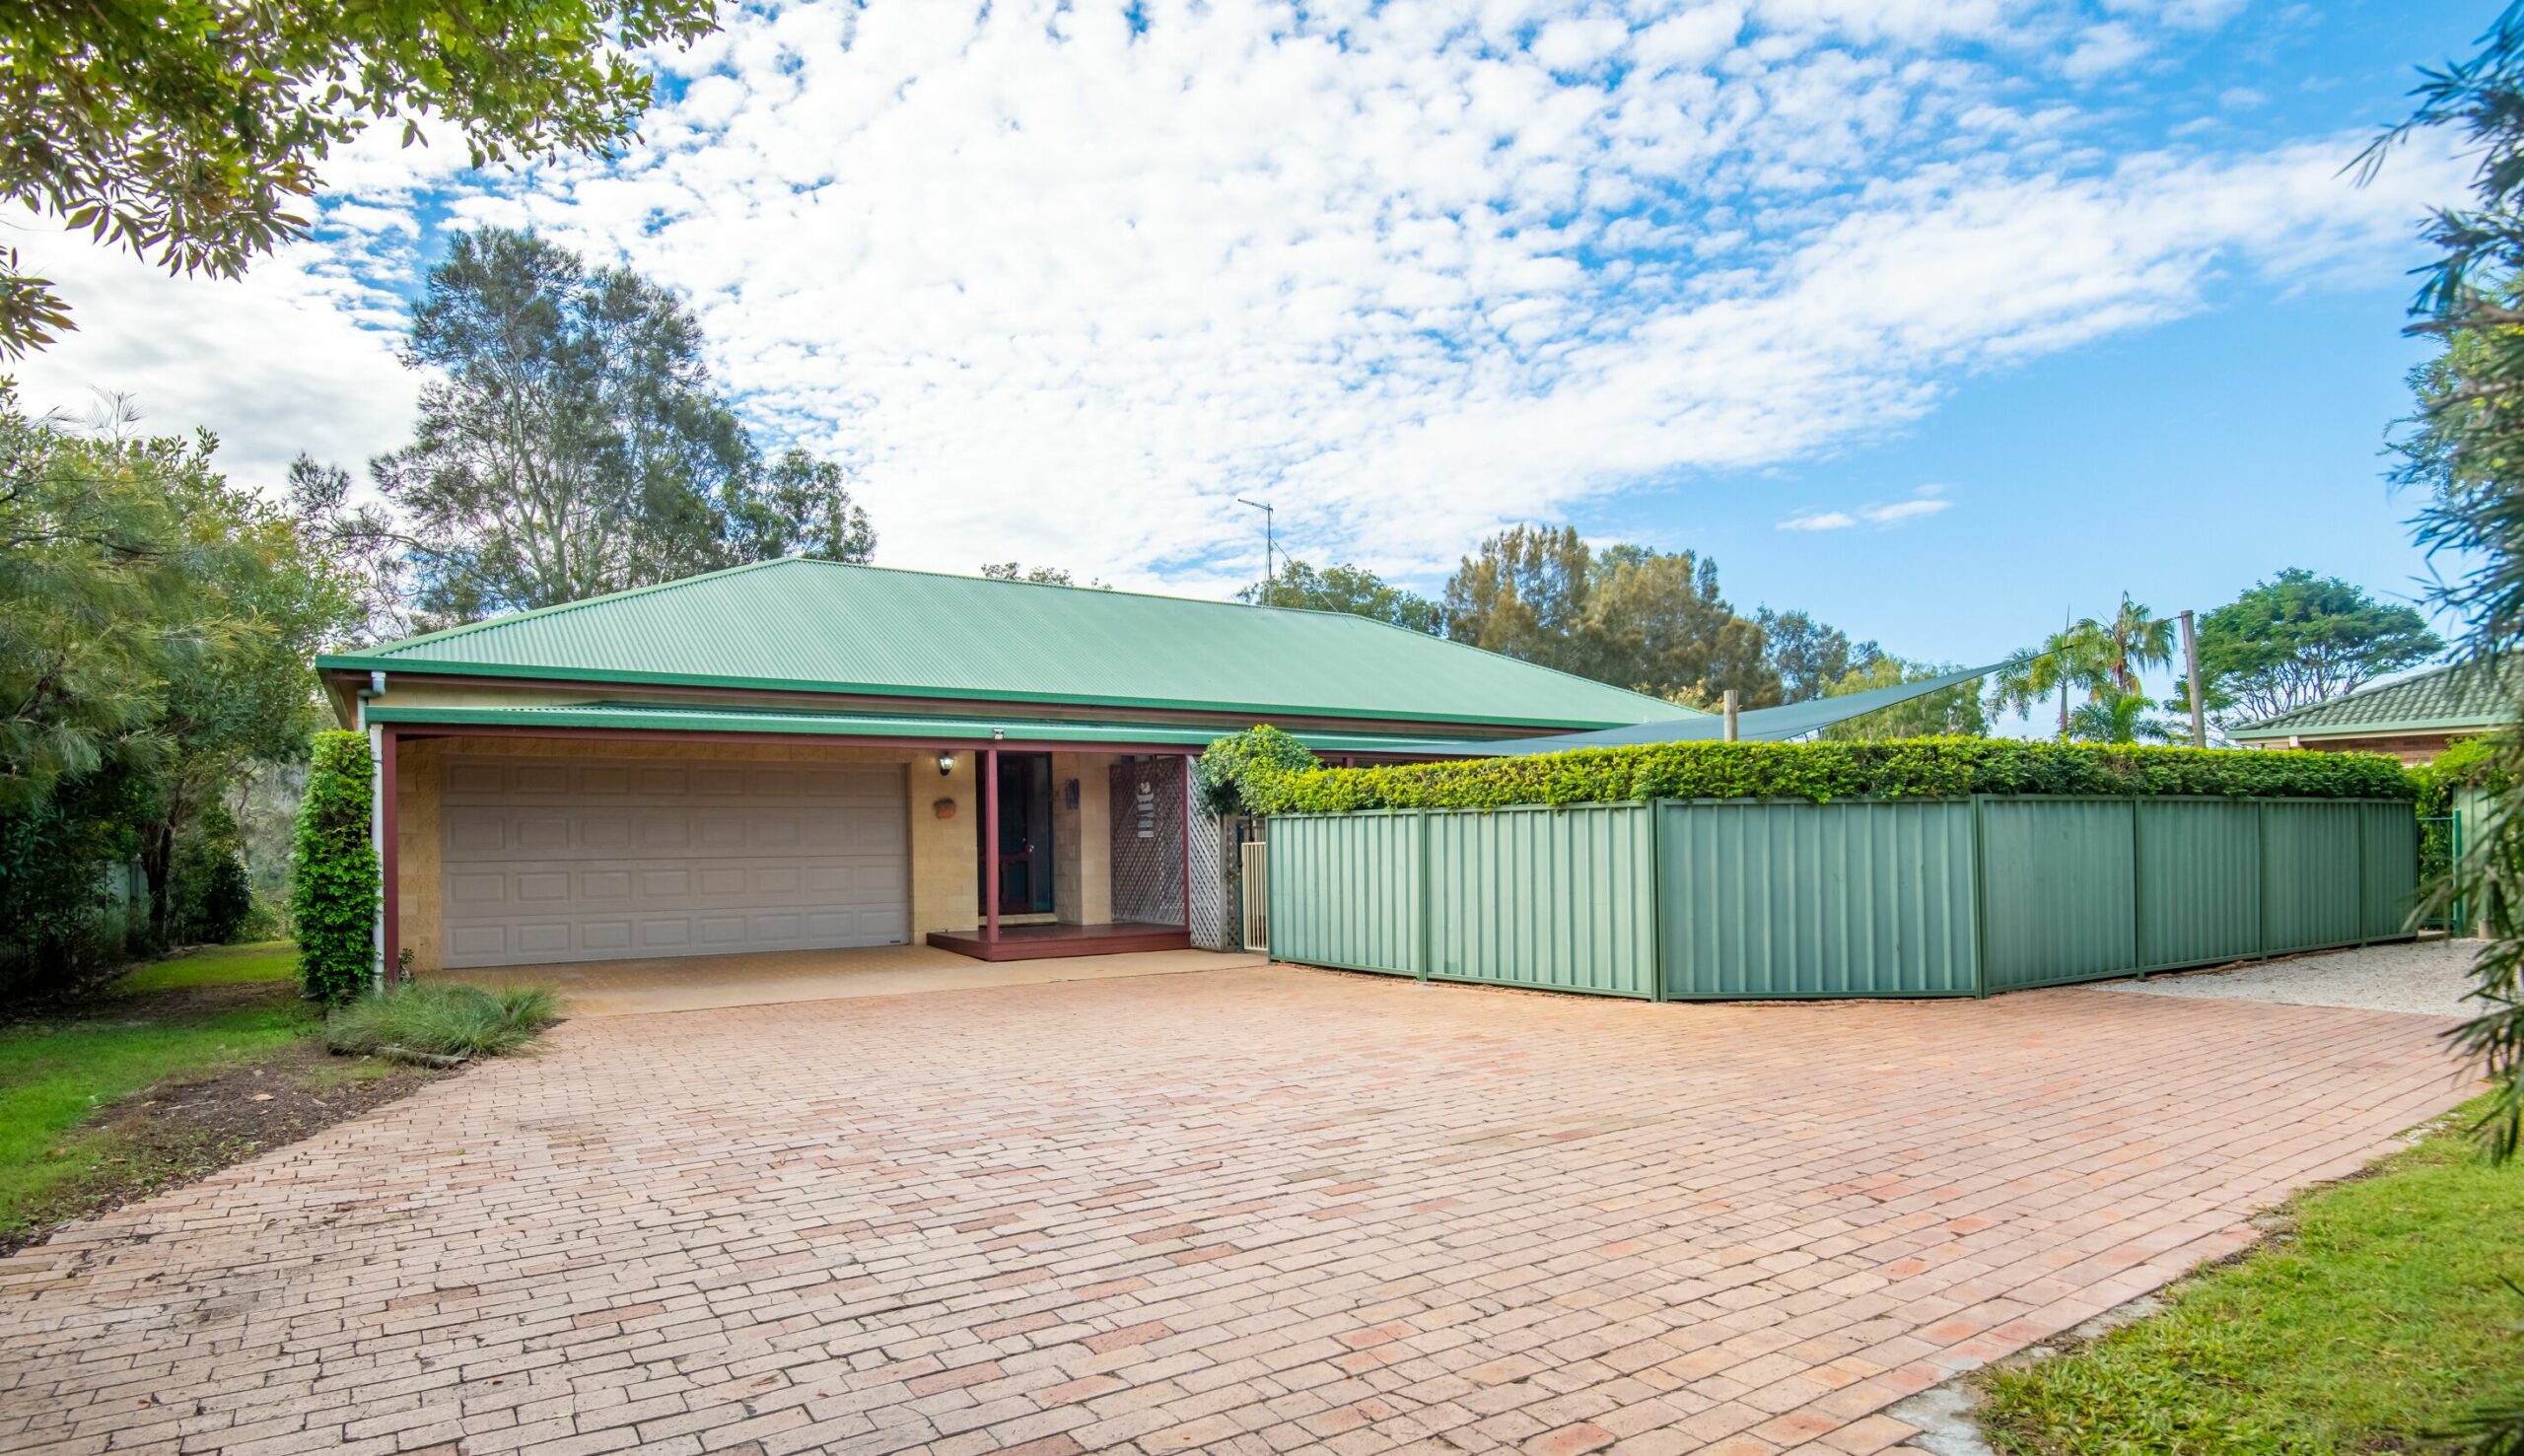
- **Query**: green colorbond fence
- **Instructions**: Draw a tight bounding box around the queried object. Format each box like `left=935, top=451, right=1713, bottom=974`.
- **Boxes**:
left=1265, top=796, right=2419, bottom=1001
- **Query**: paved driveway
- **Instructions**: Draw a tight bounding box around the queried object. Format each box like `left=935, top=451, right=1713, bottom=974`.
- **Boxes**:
left=0, top=966, right=2471, bottom=1456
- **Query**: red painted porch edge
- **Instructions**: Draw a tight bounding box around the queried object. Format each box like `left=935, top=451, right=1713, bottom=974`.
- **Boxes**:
left=380, top=727, right=399, bottom=985
left=983, top=744, right=1000, bottom=945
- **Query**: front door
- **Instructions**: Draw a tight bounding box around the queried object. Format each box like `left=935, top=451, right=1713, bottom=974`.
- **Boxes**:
left=979, top=752, right=1056, bottom=916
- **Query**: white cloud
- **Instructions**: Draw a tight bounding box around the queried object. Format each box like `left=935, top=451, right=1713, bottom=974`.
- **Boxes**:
left=5, top=224, right=415, bottom=492
left=1780, top=510, right=1862, bottom=530
left=1778, top=486, right=1953, bottom=530
left=1, top=0, right=2462, bottom=588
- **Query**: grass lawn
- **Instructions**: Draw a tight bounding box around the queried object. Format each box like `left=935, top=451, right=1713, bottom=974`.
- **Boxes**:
left=0, top=947, right=316, bottom=1234
left=116, top=939, right=298, bottom=993
left=1977, top=1099, right=2524, bottom=1455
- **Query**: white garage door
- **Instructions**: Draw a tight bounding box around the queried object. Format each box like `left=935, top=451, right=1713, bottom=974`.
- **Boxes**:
left=439, top=756, right=910, bottom=969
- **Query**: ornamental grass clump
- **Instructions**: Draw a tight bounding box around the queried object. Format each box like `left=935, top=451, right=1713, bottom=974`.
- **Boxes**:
left=324, top=983, right=559, bottom=1060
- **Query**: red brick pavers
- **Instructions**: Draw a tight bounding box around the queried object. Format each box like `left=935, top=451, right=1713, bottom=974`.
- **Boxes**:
left=0, top=965, right=2473, bottom=1456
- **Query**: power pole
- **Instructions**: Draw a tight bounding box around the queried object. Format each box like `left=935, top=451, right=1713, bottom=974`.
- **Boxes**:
left=1721, top=689, right=1740, bottom=742
left=1234, top=497, right=1275, bottom=606
left=2180, top=608, right=2207, bottom=748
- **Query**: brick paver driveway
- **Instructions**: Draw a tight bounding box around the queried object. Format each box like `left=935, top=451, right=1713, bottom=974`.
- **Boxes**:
left=0, top=964, right=2472, bottom=1456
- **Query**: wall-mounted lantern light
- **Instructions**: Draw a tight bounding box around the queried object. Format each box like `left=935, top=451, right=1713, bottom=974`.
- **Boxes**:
left=937, top=751, right=956, bottom=777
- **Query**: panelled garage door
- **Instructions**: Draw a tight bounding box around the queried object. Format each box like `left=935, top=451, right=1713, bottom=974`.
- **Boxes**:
left=440, top=756, right=910, bottom=969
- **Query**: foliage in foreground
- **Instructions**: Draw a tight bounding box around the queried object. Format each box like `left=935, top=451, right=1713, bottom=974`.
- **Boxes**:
left=0, top=0, right=722, bottom=356
left=289, top=732, right=378, bottom=1005
left=1975, top=1105, right=2524, bottom=1456
left=322, top=984, right=558, bottom=1059
left=2372, top=1, right=2524, bottom=1212
left=1239, top=735, right=2415, bottom=814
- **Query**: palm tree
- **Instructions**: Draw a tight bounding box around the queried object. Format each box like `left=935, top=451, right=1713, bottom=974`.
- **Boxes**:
left=1988, top=629, right=2107, bottom=736
left=1990, top=595, right=2178, bottom=737
left=2067, top=688, right=2182, bottom=744
left=2086, top=594, right=2176, bottom=696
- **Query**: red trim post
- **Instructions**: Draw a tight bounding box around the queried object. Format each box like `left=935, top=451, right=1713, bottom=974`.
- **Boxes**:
left=380, top=728, right=400, bottom=982
left=1180, top=754, right=1193, bottom=933
left=983, top=745, right=1001, bottom=944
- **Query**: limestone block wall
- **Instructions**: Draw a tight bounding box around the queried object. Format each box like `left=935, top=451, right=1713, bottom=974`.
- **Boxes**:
left=392, top=735, right=977, bottom=973
left=1050, top=752, right=1113, bottom=925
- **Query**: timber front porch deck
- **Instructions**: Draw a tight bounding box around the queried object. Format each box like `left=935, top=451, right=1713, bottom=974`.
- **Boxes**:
left=927, top=921, right=1193, bottom=961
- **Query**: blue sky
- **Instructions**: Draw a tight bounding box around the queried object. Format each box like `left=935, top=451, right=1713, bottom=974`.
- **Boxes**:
left=8, top=0, right=2494, bottom=702
left=1586, top=0, right=2478, bottom=670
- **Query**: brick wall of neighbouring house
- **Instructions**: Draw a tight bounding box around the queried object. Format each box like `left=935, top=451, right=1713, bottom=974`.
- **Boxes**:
left=392, top=736, right=979, bottom=974
left=1108, top=757, right=1186, bottom=926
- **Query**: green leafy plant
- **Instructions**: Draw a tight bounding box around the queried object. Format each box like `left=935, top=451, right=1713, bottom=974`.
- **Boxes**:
left=2415, top=734, right=2508, bottom=883
left=323, top=983, right=558, bottom=1059
left=0, top=0, right=724, bottom=356
left=289, top=730, right=377, bottom=1005
left=1194, top=726, right=1320, bottom=815
left=1243, top=735, right=2415, bottom=815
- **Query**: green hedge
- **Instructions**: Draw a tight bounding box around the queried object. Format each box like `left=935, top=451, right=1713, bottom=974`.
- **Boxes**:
left=1193, top=725, right=1319, bottom=815
left=1244, top=735, right=2416, bottom=814
left=291, top=730, right=379, bottom=1004
left=2414, top=733, right=2507, bottom=883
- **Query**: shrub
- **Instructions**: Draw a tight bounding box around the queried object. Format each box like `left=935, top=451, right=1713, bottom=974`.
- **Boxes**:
left=2415, top=732, right=2509, bottom=882
left=324, top=983, right=559, bottom=1059
left=291, top=730, right=378, bottom=1004
left=1244, top=734, right=2418, bottom=814
left=180, top=853, right=254, bottom=943
left=1194, top=726, right=1319, bottom=815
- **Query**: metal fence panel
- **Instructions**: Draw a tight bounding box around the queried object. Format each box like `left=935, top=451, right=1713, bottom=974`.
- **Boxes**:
left=1426, top=804, right=1656, bottom=997
left=2135, top=799, right=2262, bottom=972
left=1980, top=798, right=2138, bottom=991
left=2261, top=799, right=2366, bottom=954
left=1656, top=800, right=1978, bottom=998
left=1267, top=795, right=2419, bottom=1002
left=1265, top=812, right=1421, bottom=975
left=2359, top=799, right=2421, bottom=943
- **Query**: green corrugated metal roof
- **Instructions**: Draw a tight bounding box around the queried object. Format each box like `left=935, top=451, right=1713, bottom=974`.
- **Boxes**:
left=2230, top=657, right=2518, bottom=739
left=321, top=558, right=1698, bottom=730
left=360, top=700, right=1478, bottom=756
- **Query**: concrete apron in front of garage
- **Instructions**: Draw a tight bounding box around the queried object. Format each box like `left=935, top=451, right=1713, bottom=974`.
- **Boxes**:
left=431, top=942, right=1264, bottom=1016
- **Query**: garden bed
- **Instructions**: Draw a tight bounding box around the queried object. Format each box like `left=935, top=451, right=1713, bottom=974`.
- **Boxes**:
left=0, top=943, right=505, bottom=1255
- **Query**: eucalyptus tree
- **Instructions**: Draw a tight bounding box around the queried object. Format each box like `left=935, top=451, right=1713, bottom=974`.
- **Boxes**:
left=371, top=229, right=874, bottom=627
left=1235, top=558, right=1441, bottom=634
left=1440, top=526, right=1781, bottom=706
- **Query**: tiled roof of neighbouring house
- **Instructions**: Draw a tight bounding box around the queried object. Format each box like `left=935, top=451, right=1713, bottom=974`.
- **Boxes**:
left=2230, top=657, right=2519, bottom=738
left=318, top=557, right=1704, bottom=731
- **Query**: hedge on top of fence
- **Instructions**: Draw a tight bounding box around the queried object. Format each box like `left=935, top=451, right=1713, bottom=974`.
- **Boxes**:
left=1239, top=734, right=2417, bottom=814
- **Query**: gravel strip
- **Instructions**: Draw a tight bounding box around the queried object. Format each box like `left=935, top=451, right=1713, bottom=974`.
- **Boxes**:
left=2099, top=937, right=2487, bottom=1018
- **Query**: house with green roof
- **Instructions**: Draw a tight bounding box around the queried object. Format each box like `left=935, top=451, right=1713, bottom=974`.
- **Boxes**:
left=317, top=558, right=1699, bottom=976
left=2227, top=657, right=2516, bottom=763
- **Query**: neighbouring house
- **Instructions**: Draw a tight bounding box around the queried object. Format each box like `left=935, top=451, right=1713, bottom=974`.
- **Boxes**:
left=317, top=558, right=1698, bottom=975
left=2227, top=657, right=2516, bottom=764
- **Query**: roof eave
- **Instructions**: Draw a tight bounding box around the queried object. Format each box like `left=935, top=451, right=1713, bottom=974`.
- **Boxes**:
left=2228, top=716, right=2506, bottom=740
left=316, top=657, right=1656, bottom=733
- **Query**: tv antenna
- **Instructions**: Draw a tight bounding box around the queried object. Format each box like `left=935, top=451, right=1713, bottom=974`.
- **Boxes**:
left=1234, top=497, right=1275, bottom=607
